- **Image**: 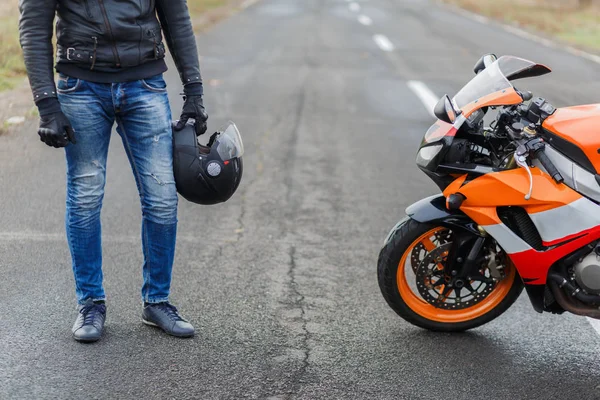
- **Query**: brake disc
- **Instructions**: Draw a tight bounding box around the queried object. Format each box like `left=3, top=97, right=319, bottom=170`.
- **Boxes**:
left=415, top=243, right=497, bottom=310
left=410, top=242, right=426, bottom=273
left=410, top=229, right=453, bottom=273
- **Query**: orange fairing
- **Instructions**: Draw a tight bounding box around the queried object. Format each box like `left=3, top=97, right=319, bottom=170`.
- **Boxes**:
left=443, top=167, right=581, bottom=225
left=443, top=174, right=467, bottom=195
left=543, top=104, right=600, bottom=173
left=460, top=88, right=523, bottom=118
left=460, top=207, right=502, bottom=226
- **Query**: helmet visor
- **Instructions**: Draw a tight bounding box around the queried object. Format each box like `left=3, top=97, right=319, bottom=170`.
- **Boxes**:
left=215, top=122, right=244, bottom=160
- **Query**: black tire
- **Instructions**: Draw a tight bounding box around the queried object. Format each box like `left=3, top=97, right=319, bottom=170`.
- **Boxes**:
left=377, top=217, right=524, bottom=332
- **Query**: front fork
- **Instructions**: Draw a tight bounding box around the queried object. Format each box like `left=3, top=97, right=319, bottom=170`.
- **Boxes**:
left=404, top=194, right=502, bottom=286
left=443, top=232, right=486, bottom=289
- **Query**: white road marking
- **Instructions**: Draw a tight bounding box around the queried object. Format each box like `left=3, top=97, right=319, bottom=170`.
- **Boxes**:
left=0, top=231, right=208, bottom=244
left=6, top=116, right=25, bottom=125
left=349, top=2, right=360, bottom=12
left=406, top=80, right=439, bottom=118
left=565, top=45, right=600, bottom=65
left=0, top=232, right=65, bottom=241
left=358, top=15, right=372, bottom=26
left=373, top=34, right=394, bottom=52
left=501, top=25, right=555, bottom=48
left=455, top=8, right=489, bottom=24
left=586, top=317, right=600, bottom=336
left=240, top=0, right=259, bottom=9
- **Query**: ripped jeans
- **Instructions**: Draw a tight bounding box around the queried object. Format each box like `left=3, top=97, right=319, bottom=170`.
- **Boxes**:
left=58, top=73, right=178, bottom=305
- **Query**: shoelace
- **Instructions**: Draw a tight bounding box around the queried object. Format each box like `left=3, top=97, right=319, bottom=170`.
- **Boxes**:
left=155, top=302, right=184, bottom=322
left=80, top=303, right=106, bottom=326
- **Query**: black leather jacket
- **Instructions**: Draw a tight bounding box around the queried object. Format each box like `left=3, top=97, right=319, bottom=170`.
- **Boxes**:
left=19, top=0, right=202, bottom=103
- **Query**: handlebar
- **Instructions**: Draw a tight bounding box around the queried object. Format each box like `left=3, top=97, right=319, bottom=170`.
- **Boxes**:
left=534, top=147, right=564, bottom=184
left=516, top=90, right=533, bottom=101
left=514, top=139, right=564, bottom=201
left=515, top=137, right=564, bottom=186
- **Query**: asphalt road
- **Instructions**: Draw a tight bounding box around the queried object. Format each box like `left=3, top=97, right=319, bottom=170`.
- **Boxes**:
left=2, top=0, right=600, bottom=398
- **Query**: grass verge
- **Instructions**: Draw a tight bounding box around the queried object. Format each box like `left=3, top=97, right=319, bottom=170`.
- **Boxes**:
left=188, top=0, right=229, bottom=15
left=441, top=0, right=600, bottom=52
left=0, top=10, right=26, bottom=92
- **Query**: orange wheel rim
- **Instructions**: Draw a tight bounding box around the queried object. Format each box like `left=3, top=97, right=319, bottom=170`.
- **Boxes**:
left=397, top=227, right=516, bottom=324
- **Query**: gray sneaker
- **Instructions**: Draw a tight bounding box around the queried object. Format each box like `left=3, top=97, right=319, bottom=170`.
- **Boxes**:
left=142, top=302, right=195, bottom=338
left=72, top=299, right=106, bottom=343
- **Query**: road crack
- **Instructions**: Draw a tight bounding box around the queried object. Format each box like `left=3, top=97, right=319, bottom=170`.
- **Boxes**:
left=276, top=71, right=312, bottom=396
left=287, top=245, right=311, bottom=391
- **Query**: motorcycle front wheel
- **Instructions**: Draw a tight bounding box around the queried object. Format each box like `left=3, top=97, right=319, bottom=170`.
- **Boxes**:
left=377, top=217, right=523, bottom=332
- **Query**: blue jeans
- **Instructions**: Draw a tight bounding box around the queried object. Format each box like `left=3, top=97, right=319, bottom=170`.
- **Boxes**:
left=57, top=73, right=178, bottom=305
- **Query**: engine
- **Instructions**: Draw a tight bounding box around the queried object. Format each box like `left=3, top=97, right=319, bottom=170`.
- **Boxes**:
left=574, top=252, right=600, bottom=294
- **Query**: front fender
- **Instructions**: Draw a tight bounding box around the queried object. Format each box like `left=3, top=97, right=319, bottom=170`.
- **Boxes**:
left=406, top=194, right=481, bottom=236
left=382, top=195, right=482, bottom=247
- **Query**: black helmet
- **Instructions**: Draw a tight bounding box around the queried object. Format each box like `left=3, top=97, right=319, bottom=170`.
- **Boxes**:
left=173, top=121, right=244, bottom=205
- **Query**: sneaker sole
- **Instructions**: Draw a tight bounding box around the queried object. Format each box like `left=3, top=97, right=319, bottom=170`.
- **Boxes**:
left=141, top=318, right=159, bottom=327
left=141, top=318, right=194, bottom=338
left=72, top=334, right=102, bottom=343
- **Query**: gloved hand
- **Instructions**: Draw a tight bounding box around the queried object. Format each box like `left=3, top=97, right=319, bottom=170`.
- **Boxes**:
left=38, top=111, right=76, bottom=148
left=174, top=95, right=208, bottom=136
left=36, top=98, right=76, bottom=148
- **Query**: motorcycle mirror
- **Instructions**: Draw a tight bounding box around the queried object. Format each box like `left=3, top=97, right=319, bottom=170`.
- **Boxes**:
left=433, top=94, right=458, bottom=124
left=473, top=53, right=498, bottom=74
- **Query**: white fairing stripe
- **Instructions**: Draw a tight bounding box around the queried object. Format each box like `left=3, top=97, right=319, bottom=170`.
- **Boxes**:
left=529, top=197, right=600, bottom=243
left=542, top=145, right=600, bottom=204
left=482, top=224, right=532, bottom=254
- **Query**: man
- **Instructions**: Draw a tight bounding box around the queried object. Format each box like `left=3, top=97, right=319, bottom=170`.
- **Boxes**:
left=19, top=0, right=208, bottom=342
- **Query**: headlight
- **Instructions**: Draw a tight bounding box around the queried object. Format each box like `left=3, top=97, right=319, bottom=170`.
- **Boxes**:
left=416, top=144, right=443, bottom=164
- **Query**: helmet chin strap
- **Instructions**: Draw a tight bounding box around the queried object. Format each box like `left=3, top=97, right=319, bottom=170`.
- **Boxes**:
left=207, top=131, right=220, bottom=147
left=196, top=131, right=219, bottom=154
left=197, top=145, right=211, bottom=154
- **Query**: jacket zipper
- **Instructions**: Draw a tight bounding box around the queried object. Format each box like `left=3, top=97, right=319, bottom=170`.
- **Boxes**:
left=97, top=0, right=121, bottom=67
left=90, top=36, right=98, bottom=70
left=66, top=30, right=98, bottom=41
left=148, top=30, right=158, bottom=59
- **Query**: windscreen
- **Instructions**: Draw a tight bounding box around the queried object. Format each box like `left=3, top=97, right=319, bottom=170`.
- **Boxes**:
left=453, top=61, right=511, bottom=109
left=452, top=56, right=545, bottom=111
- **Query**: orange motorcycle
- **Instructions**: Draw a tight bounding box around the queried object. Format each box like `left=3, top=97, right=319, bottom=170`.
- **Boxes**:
left=378, top=54, right=600, bottom=331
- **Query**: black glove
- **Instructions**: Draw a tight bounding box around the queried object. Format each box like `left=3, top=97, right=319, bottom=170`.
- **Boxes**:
left=38, top=111, right=76, bottom=148
left=36, top=98, right=76, bottom=148
left=174, top=95, right=208, bottom=136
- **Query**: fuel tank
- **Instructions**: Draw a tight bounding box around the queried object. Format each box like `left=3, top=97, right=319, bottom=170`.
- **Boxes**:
left=543, top=104, right=600, bottom=174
